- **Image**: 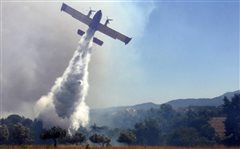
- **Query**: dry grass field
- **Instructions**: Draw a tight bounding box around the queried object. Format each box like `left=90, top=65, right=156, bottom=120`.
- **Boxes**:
left=0, top=145, right=239, bottom=149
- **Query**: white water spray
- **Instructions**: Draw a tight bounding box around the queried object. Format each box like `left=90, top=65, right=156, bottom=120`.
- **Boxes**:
left=35, top=35, right=92, bottom=132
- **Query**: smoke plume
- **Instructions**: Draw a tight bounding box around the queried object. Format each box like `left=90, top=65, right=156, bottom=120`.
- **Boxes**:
left=35, top=35, right=92, bottom=132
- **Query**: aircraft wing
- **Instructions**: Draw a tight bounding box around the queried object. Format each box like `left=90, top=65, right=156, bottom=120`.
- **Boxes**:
left=97, top=23, right=132, bottom=45
left=61, top=3, right=91, bottom=26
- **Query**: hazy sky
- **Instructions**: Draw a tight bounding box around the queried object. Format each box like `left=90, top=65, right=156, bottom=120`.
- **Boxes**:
left=1, top=1, right=239, bottom=117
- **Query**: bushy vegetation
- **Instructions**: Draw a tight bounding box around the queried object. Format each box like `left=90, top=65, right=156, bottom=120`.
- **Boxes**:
left=40, top=126, right=66, bottom=147
left=222, top=94, right=240, bottom=146
left=133, top=104, right=217, bottom=146
left=0, top=94, right=239, bottom=147
left=0, top=145, right=238, bottom=149
left=118, top=130, right=136, bottom=145
left=0, top=115, right=43, bottom=145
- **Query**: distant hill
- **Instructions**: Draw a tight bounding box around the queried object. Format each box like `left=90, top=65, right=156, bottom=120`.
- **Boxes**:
left=166, top=90, right=240, bottom=109
left=90, top=90, right=239, bottom=128
left=128, top=102, right=160, bottom=110
left=89, top=103, right=154, bottom=129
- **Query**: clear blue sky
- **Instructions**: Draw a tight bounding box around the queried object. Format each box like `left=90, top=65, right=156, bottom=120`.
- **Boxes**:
left=87, top=1, right=239, bottom=107
left=127, top=2, right=239, bottom=101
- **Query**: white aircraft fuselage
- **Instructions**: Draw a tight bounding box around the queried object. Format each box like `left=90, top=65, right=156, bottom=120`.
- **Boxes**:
left=61, top=3, right=131, bottom=46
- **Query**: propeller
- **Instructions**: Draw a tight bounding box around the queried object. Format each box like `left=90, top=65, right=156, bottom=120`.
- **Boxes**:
left=87, top=7, right=95, bottom=17
left=104, top=16, right=113, bottom=26
left=89, top=7, right=96, bottom=13
left=106, top=16, right=113, bottom=21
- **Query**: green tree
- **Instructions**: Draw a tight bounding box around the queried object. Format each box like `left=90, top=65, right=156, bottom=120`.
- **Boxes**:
left=40, top=126, right=66, bottom=147
left=5, top=115, right=23, bottom=125
left=134, top=104, right=178, bottom=146
left=89, top=134, right=111, bottom=146
left=167, top=127, right=210, bottom=146
left=134, top=119, right=161, bottom=145
left=183, top=108, right=216, bottom=142
left=117, top=130, right=136, bottom=145
left=32, top=119, right=44, bottom=144
left=223, top=94, right=240, bottom=146
left=64, top=132, right=86, bottom=145
left=12, top=124, right=32, bottom=144
left=0, top=124, right=9, bottom=144
left=149, top=104, right=178, bottom=135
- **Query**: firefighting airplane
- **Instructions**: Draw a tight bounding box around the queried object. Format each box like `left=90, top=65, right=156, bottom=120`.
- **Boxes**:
left=61, top=3, right=132, bottom=46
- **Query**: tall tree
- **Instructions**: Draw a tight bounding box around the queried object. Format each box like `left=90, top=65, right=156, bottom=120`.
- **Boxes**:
left=89, top=134, right=111, bottom=146
left=64, top=132, right=86, bottom=145
left=167, top=127, right=209, bottom=146
left=32, top=119, right=44, bottom=144
left=11, top=124, right=32, bottom=144
left=118, top=130, right=136, bottom=145
left=0, top=124, right=9, bottom=144
left=134, top=119, right=161, bottom=145
left=223, top=94, right=240, bottom=146
left=40, top=126, right=66, bottom=147
left=183, top=107, right=216, bottom=142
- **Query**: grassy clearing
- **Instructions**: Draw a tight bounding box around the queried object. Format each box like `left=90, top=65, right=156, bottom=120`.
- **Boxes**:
left=0, top=145, right=239, bottom=149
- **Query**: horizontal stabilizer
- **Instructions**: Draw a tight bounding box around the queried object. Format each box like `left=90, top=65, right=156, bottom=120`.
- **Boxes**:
left=93, top=37, right=104, bottom=46
left=77, top=29, right=85, bottom=36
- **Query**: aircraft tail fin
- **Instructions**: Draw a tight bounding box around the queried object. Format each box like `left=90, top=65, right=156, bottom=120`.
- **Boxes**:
left=77, top=29, right=85, bottom=36
left=93, top=37, right=104, bottom=46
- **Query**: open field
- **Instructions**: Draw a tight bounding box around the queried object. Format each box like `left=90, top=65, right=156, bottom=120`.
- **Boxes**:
left=0, top=145, right=239, bottom=149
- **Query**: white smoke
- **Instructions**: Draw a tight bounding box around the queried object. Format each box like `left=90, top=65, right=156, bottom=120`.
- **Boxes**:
left=35, top=35, right=92, bottom=132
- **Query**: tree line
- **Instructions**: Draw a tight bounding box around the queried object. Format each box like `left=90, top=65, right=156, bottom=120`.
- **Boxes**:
left=0, top=94, right=239, bottom=147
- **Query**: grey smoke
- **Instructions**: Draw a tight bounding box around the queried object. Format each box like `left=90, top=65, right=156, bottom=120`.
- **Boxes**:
left=2, top=2, right=155, bottom=118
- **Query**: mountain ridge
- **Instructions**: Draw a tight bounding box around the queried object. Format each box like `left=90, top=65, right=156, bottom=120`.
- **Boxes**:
left=166, top=90, right=240, bottom=109
left=91, top=90, right=240, bottom=111
left=89, top=90, right=239, bottom=128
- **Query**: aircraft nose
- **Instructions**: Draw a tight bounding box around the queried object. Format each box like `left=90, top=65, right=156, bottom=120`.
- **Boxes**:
left=98, top=10, right=102, bottom=15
